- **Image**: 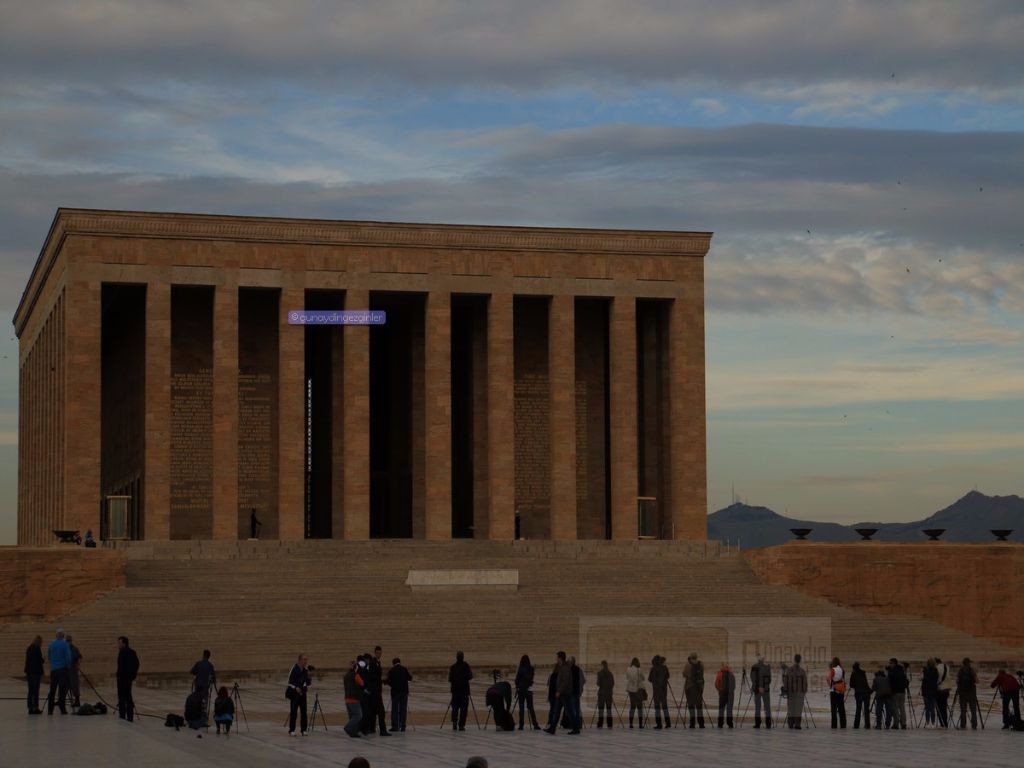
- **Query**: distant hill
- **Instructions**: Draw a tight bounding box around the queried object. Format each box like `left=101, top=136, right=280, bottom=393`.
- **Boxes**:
left=708, top=491, right=1024, bottom=548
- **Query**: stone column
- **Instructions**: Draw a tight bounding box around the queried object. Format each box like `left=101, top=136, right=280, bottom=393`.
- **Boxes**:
left=424, top=291, right=453, bottom=539
left=63, top=278, right=101, bottom=538
left=144, top=279, right=171, bottom=540
left=487, top=292, right=515, bottom=539
left=211, top=278, right=238, bottom=540
left=609, top=296, right=638, bottom=540
left=548, top=294, right=577, bottom=539
left=669, top=288, right=707, bottom=540
left=279, top=278, right=306, bottom=540
left=342, top=288, right=371, bottom=539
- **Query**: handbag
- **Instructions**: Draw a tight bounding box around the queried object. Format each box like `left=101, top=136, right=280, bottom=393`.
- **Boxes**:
left=833, top=680, right=846, bottom=695
left=640, top=687, right=648, bottom=701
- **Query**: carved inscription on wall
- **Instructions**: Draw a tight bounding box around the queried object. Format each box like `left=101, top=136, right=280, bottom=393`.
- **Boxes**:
left=238, top=371, right=275, bottom=515
left=513, top=372, right=550, bottom=506
left=170, top=368, right=213, bottom=522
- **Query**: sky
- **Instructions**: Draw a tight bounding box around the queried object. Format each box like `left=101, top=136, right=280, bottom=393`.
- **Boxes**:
left=1, top=1, right=1022, bottom=543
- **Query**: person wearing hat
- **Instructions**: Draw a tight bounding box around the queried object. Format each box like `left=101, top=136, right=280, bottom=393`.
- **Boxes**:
left=648, top=655, right=671, bottom=728
left=956, top=658, right=979, bottom=729
left=683, top=653, right=705, bottom=728
left=386, top=657, right=413, bottom=732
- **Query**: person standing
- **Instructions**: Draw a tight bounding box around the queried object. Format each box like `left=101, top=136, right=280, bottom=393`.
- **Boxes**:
left=921, top=658, right=939, bottom=727
left=596, top=660, right=614, bottom=728
left=116, top=635, right=140, bottom=722
left=448, top=650, right=473, bottom=731
left=935, top=657, right=952, bottom=728
left=783, top=654, right=808, bottom=729
left=956, top=658, right=979, bottom=729
left=850, top=661, right=871, bottom=729
left=344, top=660, right=366, bottom=738
left=286, top=653, right=311, bottom=736
left=249, top=508, right=261, bottom=539
left=367, top=646, right=391, bottom=736
left=683, top=653, right=706, bottom=728
left=515, top=654, right=540, bottom=730
left=989, top=668, right=1021, bottom=730
left=887, top=658, right=908, bottom=729
left=46, top=630, right=72, bottom=715
left=827, top=657, right=847, bottom=729
left=66, top=634, right=83, bottom=709
left=544, top=651, right=572, bottom=734
left=386, top=657, right=412, bottom=732
left=25, top=635, right=44, bottom=715
left=750, top=655, right=772, bottom=729
left=626, top=657, right=645, bottom=728
left=568, top=656, right=583, bottom=735
left=648, top=655, right=671, bottom=728
left=715, top=662, right=736, bottom=728
left=191, top=649, right=217, bottom=709
left=872, top=668, right=893, bottom=729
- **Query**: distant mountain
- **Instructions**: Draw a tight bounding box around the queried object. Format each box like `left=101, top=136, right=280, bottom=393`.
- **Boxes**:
left=708, top=491, right=1024, bottom=548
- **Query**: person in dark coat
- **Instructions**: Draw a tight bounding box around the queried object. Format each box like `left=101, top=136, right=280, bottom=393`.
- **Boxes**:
left=921, top=658, right=939, bottom=727
left=715, top=662, right=736, bottom=728
left=568, top=656, right=584, bottom=734
left=366, top=646, right=390, bottom=736
left=648, top=655, right=671, bottom=728
left=515, top=654, right=540, bottom=730
left=448, top=650, right=474, bottom=731
left=286, top=653, right=311, bottom=736
left=596, top=660, right=615, bottom=728
left=116, top=635, right=139, bottom=722
left=887, top=658, right=908, bottom=729
left=544, top=651, right=572, bottom=734
left=872, top=668, right=893, bottom=728
left=750, top=656, right=772, bottom=728
left=386, top=657, right=413, bottom=732
left=486, top=670, right=515, bottom=731
left=191, top=649, right=217, bottom=708
left=683, top=653, right=705, bottom=728
left=783, top=654, right=808, bottom=729
left=184, top=689, right=207, bottom=731
left=25, top=635, right=44, bottom=714
left=850, top=661, right=872, bottom=729
left=956, top=658, right=980, bottom=729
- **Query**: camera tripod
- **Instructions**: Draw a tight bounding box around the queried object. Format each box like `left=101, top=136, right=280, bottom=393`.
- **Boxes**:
left=230, top=682, right=249, bottom=733
left=439, top=690, right=481, bottom=730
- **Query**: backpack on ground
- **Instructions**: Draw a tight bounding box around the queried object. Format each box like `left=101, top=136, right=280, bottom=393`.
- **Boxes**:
left=164, top=713, right=185, bottom=729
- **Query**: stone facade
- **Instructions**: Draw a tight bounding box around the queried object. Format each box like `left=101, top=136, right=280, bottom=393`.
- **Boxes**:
left=14, top=209, right=711, bottom=544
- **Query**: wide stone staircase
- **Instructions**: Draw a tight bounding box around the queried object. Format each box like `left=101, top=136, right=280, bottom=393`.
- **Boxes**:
left=1, top=540, right=1019, bottom=684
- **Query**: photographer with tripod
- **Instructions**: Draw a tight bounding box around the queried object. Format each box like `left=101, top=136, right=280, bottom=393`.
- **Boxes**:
left=190, top=649, right=216, bottom=711
left=989, top=668, right=1021, bottom=729
left=285, top=653, right=312, bottom=736
left=448, top=651, right=474, bottom=732
left=850, top=661, right=871, bottom=729
left=625, top=657, right=645, bottom=729
left=515, top=654, right=540, bottom=730
left=683, top=653, right=706, bottom=729
left=750, top=655, right=772, bottom=729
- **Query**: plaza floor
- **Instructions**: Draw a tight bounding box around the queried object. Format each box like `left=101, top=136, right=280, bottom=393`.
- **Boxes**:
left=3, top=679, right=1021, bottom=768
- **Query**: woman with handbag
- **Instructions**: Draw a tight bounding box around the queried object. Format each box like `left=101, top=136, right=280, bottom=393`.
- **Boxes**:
left=828, top=657, right=847, bottom=728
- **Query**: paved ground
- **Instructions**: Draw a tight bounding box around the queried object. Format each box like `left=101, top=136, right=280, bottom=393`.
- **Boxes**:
left=3, top=678, right=1021, bottom=767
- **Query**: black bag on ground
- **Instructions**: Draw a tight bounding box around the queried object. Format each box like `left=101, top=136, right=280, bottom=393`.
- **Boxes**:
left=165, top=713, right=185, bottom=729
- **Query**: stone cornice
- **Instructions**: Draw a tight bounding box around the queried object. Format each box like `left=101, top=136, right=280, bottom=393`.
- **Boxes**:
left=15, top=208, right=712, bottom=334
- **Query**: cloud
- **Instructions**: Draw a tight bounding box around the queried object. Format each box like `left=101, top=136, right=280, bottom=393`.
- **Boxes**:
left=2, top=1, right=1022, bottom=93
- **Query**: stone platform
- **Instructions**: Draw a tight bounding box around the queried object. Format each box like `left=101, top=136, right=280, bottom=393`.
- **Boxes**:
left=2, top=677, right=1020, bottom=768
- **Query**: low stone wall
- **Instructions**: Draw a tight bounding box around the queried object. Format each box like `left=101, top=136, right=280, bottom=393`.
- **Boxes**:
left=0, top=547, right=126, bottom=623
left=743, top=542, right=1024, bottom=648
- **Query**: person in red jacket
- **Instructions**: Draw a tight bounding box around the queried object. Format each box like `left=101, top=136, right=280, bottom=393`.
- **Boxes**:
left=990, top=669, right=1021, bottom=729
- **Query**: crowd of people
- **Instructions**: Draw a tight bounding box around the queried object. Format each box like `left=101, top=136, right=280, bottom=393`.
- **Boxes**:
left=23, top=631, right=1024, bottom=738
